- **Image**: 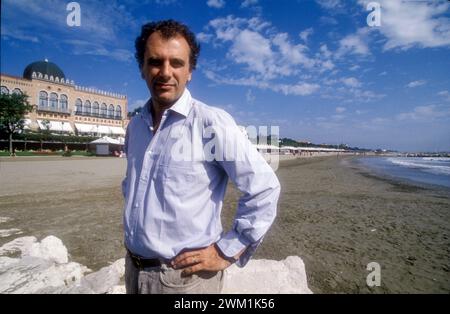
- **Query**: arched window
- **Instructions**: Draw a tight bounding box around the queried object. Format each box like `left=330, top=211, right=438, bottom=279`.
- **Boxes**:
left=60, top=94, right=68, bottom=111
left=92, top=102, right=99, bottom=116
left=75, top=99, right=82, bottom=114
left=115, top=105, right=122, bottom=119
left=39, top=91, right=48, bottom=107
left=12, top=88, right=22, bottom=95
left=50, top=93, right=58, bottom=109
left=84, top=100, right=91, bottom=115
left=1, top=86, right=10, bottom=94
left=101, top=103, right=107, bottom=117
left=108, top=104, right=114, bottom=118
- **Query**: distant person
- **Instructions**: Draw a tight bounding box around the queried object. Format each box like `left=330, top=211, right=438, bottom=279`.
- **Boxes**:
left=122, top=20, right=280, bottom=294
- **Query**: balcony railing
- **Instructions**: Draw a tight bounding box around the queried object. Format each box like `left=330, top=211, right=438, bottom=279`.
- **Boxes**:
left=37, top=106, right=71, bottom=114
left=74, top=111, right=122, bottom=120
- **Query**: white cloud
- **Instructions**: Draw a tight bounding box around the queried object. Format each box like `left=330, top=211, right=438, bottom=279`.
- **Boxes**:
left=336, top=28, right=370, bottom=58
left=2, top=0, right=137, bottom=62
left=316, top=0, right=342, bottom=10
left=336, top=107, right=346, bottom=113
left=341, top=77, right=362, bottom=88
left=246, top=89, right=255, bottom=103
left=155, top=0, right=178, bottom=4
left=241, top=0, right=258, bottom=8
left=201, top=16, right=341, bottom=96
left=319, top=44, right=332, bottom=59
left=359, top=0, right=450, bottom=50
left=197, top=32, right=213, bottom=43
left=207, top=0, right=225, bottom=9
left=205, top=16, right=321, bottom=81
left=406, top=80, right=426, bottom=88
left=349, top=65, right=360, bottom=71
left=1, top=26, right=39, bottom=43
left=299, top=28, right=314, bottom=42
left=332, top=114, right=345, bottom=121
left=397, top=105, right=450, bottom=121
left=204, top=70, right=319, bottom=96
left=272, top=33, right=315, bottom=69
left=64, top=39, right=133, bottom=62
left=229, top=29, right=274, bottom=77
left=274, top=83, right=320, bottom=96
left=437, top=90, right=450, bottom=101
left=320, top=60, right=335, bottom=71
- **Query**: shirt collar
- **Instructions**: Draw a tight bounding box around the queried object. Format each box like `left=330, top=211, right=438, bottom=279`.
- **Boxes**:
left=167, top=88, right=192, bottom=117
left=140, top=88, right=192, bottom=126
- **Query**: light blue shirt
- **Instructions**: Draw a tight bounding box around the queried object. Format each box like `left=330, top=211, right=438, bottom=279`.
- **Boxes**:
left=122, top=88, right=280, bottom=267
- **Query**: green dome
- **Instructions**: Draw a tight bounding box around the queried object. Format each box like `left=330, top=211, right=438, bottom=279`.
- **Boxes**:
left=23, top=59, right=66, bottom=80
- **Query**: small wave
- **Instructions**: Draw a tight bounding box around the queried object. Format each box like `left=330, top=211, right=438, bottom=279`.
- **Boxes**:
left=422, top=157, right=450, bottom=162
left=387, top=158, right=450, bottom=176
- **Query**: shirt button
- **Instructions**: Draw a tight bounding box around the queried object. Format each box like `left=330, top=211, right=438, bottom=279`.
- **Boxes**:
left=134, top=202, right=139, bottom=208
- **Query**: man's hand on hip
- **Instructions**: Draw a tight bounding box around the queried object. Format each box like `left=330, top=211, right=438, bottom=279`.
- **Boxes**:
left=171, top=244, right=232, bottom=276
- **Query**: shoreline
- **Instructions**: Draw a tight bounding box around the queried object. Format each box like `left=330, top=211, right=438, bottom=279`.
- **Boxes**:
left=349, top=156, right=450, bottom=193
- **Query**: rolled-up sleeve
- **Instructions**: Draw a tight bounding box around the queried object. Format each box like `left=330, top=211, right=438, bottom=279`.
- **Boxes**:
left=212, top=110, right=281, bottom=267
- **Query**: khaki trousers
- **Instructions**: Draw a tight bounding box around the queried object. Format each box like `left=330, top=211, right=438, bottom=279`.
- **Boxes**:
left=125, top=253, right=224, bottom=294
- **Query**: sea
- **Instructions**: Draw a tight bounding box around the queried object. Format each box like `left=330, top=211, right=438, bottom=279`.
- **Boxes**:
left=358, top=156, right=450, bottom=188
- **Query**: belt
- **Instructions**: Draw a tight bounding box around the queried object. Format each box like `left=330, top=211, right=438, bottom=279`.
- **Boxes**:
left=127, top=249, right=162, bottom=269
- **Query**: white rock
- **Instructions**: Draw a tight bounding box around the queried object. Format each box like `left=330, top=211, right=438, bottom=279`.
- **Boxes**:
left=79, top=258, right=125, bottom=294
left=25, top=236, right=69, bottom=264
left=0, top=236, right=89, bottom=293
left=0, top=236, right=312, bottom=294
left=0, top=256, right=89, bottom=294
left=0, top=236, right=37, bottom=256
left=221, top=256, right=313, bottom=294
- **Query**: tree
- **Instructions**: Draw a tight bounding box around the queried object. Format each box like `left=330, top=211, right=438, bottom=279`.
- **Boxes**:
left=40, top=119, right=51, bottom=151
left=0, top=93, right=33, bottom=155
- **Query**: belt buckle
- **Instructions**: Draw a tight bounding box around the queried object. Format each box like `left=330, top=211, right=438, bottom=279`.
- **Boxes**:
left=135, top=257, right=142, bottom=269
left=129, top=251, right=143, bottom=270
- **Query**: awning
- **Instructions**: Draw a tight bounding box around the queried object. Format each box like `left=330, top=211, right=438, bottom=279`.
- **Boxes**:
left=109, top=126, right=126, bottom=135
left=37, top=120, right=73, bottom=132
left=97, top=125, right=111, bottom=134
left=75, top=124, right=125, bottom=135
left=75, top=123, right=98, bottom=133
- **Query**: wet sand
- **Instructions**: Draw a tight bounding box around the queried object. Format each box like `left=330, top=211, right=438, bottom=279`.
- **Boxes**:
left=0, top=156, right=449, bottom=293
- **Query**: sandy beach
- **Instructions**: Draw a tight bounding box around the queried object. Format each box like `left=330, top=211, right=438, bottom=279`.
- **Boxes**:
left=0, top=155, right=449, bottom=293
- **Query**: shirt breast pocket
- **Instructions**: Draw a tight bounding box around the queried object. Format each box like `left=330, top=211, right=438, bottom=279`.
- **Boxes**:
left=160, top=163, right=207, bottom=197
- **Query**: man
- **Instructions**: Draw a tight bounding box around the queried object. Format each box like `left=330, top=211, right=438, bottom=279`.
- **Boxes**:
left=122, top=20, right=280, bottom=294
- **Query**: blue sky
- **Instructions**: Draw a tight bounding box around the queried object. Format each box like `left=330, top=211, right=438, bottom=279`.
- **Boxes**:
left=1, top=0, right=450, bottom=152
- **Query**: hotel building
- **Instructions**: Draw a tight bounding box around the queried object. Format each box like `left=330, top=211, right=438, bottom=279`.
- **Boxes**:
left=0, top=59, right=128, bottom=137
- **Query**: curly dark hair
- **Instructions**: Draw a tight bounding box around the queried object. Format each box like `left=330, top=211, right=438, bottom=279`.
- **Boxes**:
left=135, top=20, right=200, bottom=71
